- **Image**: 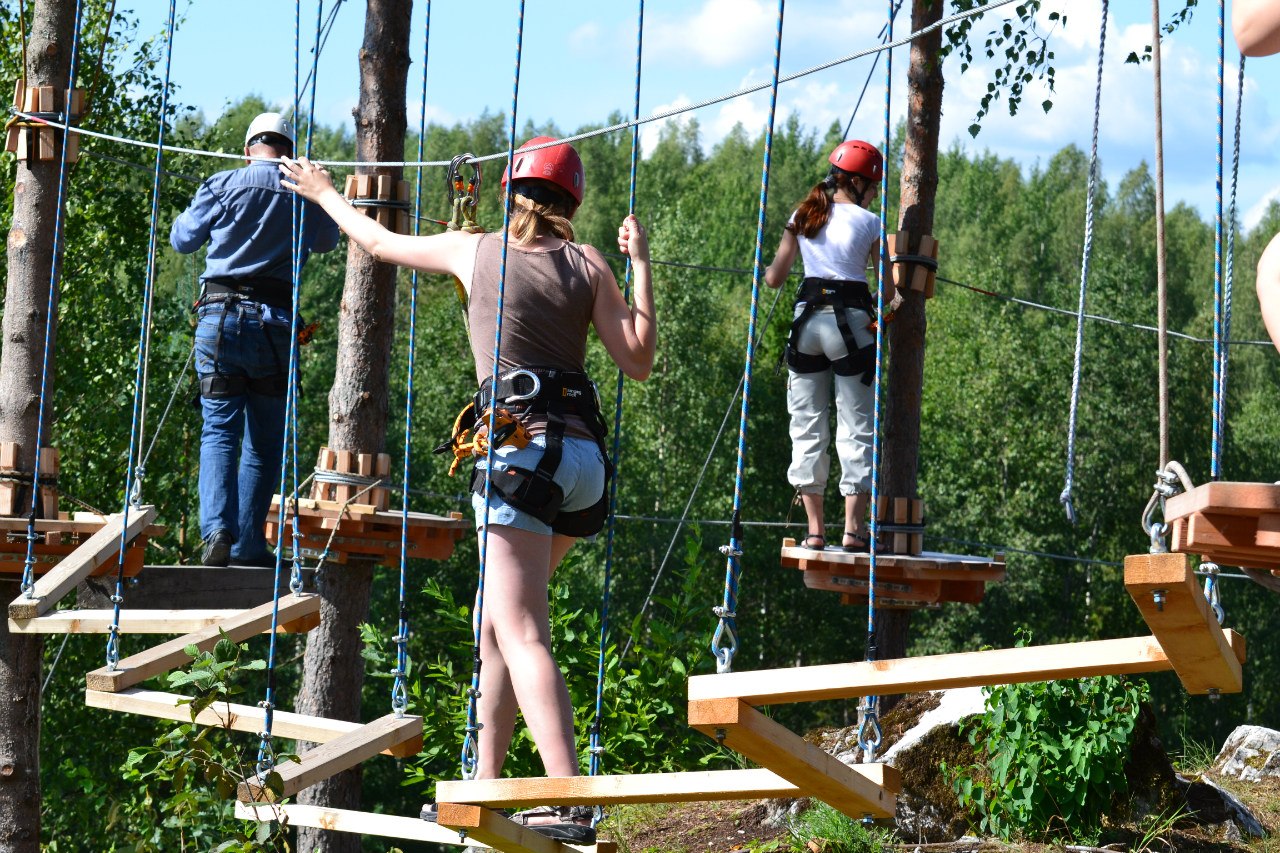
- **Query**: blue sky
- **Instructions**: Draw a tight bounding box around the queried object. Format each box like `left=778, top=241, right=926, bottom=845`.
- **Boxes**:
left=130, top=0, right=1280, bottom=230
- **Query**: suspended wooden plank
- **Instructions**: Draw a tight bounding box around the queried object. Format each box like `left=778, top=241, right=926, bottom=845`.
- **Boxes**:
left=1165, top=481, right=1280, bottom=519
left=8, top=505, right=157, bottom=620
left=1124, top=552, right=1243, bottom=694
left=438, top=766, right=881, bottom=808
left=84, top=593, right=320, bottom=693
left=436, top=804, right=617, bottom=853
left=686, top=632, right=1244, bottom=706
left=780, top=539, right=1006, bottom=581
left=688, top=699, right=898, bottom=820
left=236, top=801, right=493, bottom=846
left=1170, top=512, right=1280, bottom=569
left=238, top=713, right=423, bottom=802
left=9, top=608, right=257, bottom=634
left=77, top=564, right=316, bottom=611
left=802, top=571, right=943, bottom=604
left=87, top=688, right=414, bottom=756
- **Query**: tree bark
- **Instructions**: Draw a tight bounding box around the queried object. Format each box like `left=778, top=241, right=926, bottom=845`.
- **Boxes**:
left=294, top=2, right=411, bottom=850
left=0, top=1, right=78, bottom=848
left=876, top=0, right=944, bottom=688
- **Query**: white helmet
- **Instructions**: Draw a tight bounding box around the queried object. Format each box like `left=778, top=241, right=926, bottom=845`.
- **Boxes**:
left=244, top=112, right=295, bottom=147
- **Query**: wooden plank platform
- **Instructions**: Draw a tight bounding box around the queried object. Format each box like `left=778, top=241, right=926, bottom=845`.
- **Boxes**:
left=1124, top=552, right=1243, bottom=694
left=436, top=766, right=889, bottom=808
left=77, top=564, right=316, bottom=611
left=87, top=688, right=414, bottom=756
left=9, top=505, right=158, bottom=620
left=9, top=608, right=263, bottom=634
left=438, top=804, right=617, bottom=853
left=1164, top=481, right=1280, bottom=571
left=688, top=699, right=898, bottom=820
left=267, top=496, right=468, bottom=564
left=238, top=713, right=423, bottom=802
left=1165, top=481, right=1280, bottom=519
left=780, top=540, right=1006, bottom=581
left=686, top=633, right=1245, bottom=706
left=85, top=593, right=320, bottom=693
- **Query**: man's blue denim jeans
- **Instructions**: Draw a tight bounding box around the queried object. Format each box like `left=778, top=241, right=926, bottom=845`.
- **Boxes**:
left=194, top=302, right=290, bottom=563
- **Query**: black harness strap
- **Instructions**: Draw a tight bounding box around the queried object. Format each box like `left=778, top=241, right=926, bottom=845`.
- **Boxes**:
left=195, top=279, right=292, bottom=400
left=784, top=277, right=877, bottom=385
left=470, top=366, right=612, bottom=537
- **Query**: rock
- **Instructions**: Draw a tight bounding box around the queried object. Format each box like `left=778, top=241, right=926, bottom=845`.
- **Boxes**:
left=1213, top=724, right=1280, bottom=782
left=1178, top=774, right=1266, bottom=838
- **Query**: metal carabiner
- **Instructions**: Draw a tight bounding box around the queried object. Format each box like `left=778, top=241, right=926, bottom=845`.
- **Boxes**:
left=500, top=368, right=542, bottom=403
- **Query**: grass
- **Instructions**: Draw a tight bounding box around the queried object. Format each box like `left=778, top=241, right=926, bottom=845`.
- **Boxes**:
left=785, top=802, right=894, bottom=853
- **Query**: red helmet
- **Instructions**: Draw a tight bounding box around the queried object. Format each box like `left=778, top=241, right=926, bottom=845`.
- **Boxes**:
left=829, top=140, right=883, bottom=181
left=501, top=136, right=585, bottom=206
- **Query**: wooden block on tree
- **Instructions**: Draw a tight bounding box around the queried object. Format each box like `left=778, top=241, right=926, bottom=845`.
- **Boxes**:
left=688, top=699, right=897, bottom=819
left=238, top=713, right=423, bottom=801
left=373, top=453, right=391, bottom=510
left=312, top=447, right=336, bottom=501
left=4, top=81, right=21, bottom=154
left=343, top=174, right=357, bottom=200
left=1124, top=552, right=1243, bottom=695
left=64, top=89, right=83, bottom=163
left=334, top=449, right=355, bottom=503
left=437, top=804, right=616, bottom=853
left=37, top=86, right=56, bottom=160
left=9, top=505, right=157, bottom=620
left=0, top=482, right=17, bottom=518
left=355, top=174, right=372, bottom=198
left=84, top=592, right=319, bottom=692
left=0, top=441, right=19, bottom=471
left=892, top=497, right=909, bottom=555
left=38, top=447, right=58, bottom=519
left=886, top=232, right=904, bottom=290
left=920, top=235, right=939, bottom=298
left=910, top=499, right=924, bottom=555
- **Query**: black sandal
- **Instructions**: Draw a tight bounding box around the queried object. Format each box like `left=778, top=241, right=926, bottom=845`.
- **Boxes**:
left=801, top=533, right=826, bottom=551
left=841, top=531, right=871, bottom=553
left=511, top=805, right=597, bottom=844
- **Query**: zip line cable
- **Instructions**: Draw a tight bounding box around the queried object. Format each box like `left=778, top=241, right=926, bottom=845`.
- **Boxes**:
left=19, top=0, right=88, bottom=599
left=9, top=0, right=1021, bottom=171
left=1059, top=0, right=1108, bottom=525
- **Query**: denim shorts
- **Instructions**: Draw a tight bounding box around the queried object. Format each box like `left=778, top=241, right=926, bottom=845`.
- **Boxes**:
left=472, top=435, right=606, bottom=535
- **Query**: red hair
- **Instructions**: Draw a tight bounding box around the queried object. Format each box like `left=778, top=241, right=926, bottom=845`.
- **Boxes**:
left=787, top=169, right=873, bottom=239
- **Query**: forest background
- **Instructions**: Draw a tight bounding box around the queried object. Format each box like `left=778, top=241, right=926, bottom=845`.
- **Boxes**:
left=2, top=2, right=1279, bottom=850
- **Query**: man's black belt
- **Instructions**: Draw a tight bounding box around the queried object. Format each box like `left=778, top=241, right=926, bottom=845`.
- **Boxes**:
left=199, top=276, right=292, bottom=310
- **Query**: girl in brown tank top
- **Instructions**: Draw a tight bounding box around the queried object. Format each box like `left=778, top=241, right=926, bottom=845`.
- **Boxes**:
left=282, top=138, right=656, bottom=819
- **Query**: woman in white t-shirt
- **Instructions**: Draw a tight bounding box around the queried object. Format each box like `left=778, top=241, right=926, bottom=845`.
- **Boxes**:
left=765, top=140, right=895, bottom=552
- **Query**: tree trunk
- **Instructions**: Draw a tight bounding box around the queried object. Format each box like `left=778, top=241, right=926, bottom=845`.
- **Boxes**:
left=294, top=2, right=411, bottom=850
left=876, top=0, right=944, bottom=692
left=0, top=1, right=78, bottom=848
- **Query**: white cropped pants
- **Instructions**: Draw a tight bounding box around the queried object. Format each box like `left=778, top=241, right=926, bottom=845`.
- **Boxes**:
left=786, top=305, right=875, bottom=496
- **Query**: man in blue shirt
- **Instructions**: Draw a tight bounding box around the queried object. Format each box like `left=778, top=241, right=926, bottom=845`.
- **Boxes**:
left=171, top=112, right=340, bottom=566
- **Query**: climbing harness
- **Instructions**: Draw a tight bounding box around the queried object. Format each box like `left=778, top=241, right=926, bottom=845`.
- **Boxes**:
left=784, top=278, right=878, bottom=383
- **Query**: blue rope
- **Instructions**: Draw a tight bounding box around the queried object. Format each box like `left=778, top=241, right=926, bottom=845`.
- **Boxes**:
left=710, top=0, right=785, bottom=676
left=392, top=0, right=432, bottom=720
left=857, top=0, right=893, bottom=763
left=1059, top=0, right=1108, bottom=523
left=463, top=0, right=526, bottom=781
left=1211, top=0, right=1226, bottom=480
left=256, top=0, right=321, bottom=780
left=590, top=0, right=644, bottom=778
left=105, top=0, right=173, bottom=670
left=20, top=0, right=88, bottom=599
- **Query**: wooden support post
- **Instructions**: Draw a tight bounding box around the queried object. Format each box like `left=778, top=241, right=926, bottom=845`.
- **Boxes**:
left=357, top=453, right=374, bottom=504
left=892, top=497, right=908, bottom=555
left=437, top=804, right=617, bottom=853
left=375, top=175, right=393, bottom=228
left=688, top=699, right=898, bottom=820
left=0, top=440, right=19, bottom=517
left=1124, top=552, right=1243, bottom=694
left=395, top=179, right=410, bottom=234
left=84, top=593, right=319, bottom=692
left=4, top=81, right=22, bottom=154
left=65, top=87, right=83, bottom=162
left=90, top=688, right=415, bottom=755
left=0, top=441, right=19, bottom=470
left=686, top=633, right=1244, bottom=706
left=373, top=453, right=391, bottom=510
left=38, top=447, right=58, bottom=519
left=312, top=447, right=335, bottom=501
left=8, top=505, right=158, bottom=620
left=238, top=713, right=423, bottom=801
left=236, top=802, right=503, bottom=847
left=334, top=449, right=354, bottom=503
left=910, top=499, right=924, bottom=555
left=37, top=86, right=56, bottom=160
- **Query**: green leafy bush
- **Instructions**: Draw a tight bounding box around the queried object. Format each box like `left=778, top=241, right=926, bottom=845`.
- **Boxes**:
left=948, top=632, right=1150, bottom=843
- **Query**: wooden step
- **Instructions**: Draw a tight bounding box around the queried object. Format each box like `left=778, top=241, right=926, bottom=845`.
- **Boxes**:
left=686, top=632, right=1245, bottom=706
left=85, top=593, right=320, bottom=693
left=77, top=564, right=316, bottom=611
left=235, top=801, right=518, bottom=848
left=9, top=505, right=158, bottom=619
left=688, top=699, right=898, bottom=820
left=1124, top=552, right=1243, bottom=694
left=437, top=804, right=617, bottom=853
left=86, top=688, right=415, bottom=756
left=238, top=713, right=423, bottom=802
left=781, top=540, right=1006, bottom=582
left=9, top=608, right=267, bottom=634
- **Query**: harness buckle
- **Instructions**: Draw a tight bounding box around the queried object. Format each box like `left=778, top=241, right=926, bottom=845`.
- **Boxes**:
left=500, top=368, right=542, bottom=403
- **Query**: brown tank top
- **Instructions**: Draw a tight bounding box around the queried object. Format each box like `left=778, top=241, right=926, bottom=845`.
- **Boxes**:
left=469, top=232, right=599, bottom=438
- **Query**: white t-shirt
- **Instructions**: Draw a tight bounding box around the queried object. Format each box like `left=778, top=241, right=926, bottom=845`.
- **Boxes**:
left=792, top=202, right=880, bottom=282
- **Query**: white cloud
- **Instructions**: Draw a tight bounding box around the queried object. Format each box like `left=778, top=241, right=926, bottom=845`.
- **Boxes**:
left=650, top=0, right=777, bottom=68
left=1245, top=186, right=1280, bottom=230
left=569, top=22, right=602, bottom=53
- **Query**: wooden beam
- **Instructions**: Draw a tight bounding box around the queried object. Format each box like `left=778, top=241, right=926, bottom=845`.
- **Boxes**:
left=78, top=564, right=316, bottom=611
left=8, top=608, right=268, bottom=634
left=235, top=802, right=496, bottom=846
left=437, top=804, right=617, bottom=853
left=437, top=766, right=883, bottom=808
left=9, top=505, right=157, bottom=620
left=1124, top=552, right=1243, bottom=694
left=88, top=688, right=414, bottom=756
left=688, top=699, right=898, bottom=820
left=685, top=634, right=1246, bottom=705
left=1165, top=481, right=1280, bottom=520
left=238, top=713, right=423, bottom=802
left=85, top=593, right=319, bottom=693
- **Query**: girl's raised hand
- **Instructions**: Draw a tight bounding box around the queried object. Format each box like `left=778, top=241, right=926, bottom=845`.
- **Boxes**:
left=279, top=156, right=335, bottom=202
